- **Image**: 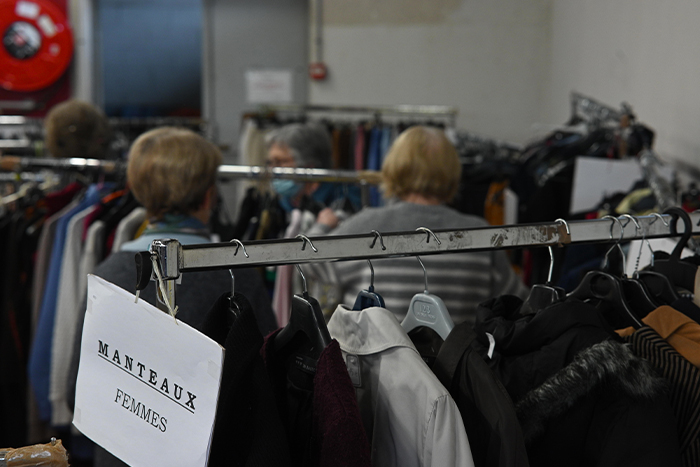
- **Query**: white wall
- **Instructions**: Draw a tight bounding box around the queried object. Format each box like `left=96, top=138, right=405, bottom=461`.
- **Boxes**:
left=309, top=0, right=552, bottom=145
left=544, top=0, right=700, bottom=166
left=203, top=0, right=308, bottom=155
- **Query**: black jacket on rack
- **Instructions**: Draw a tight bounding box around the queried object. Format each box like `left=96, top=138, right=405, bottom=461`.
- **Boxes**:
left=432, top=322, right=530, bottom=467
left=201, top=292, right=291, bottom=467
left=471, top=295, right=683, bottom=467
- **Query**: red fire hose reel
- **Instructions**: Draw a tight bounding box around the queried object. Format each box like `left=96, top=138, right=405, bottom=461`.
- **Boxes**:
left=0, top=0, right=73, bottom=92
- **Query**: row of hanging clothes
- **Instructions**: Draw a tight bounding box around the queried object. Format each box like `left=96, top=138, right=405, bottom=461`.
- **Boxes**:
left=0, top=156, right=378, bottom=460
left=237, top=104, right=458, bottom=212
left=141, top=211, right=700, bottom=467
left=0, top=166, right=153, bottom=461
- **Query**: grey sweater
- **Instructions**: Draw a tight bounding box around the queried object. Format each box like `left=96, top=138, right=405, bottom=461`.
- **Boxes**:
left=305, top=201, right=527, bottom=326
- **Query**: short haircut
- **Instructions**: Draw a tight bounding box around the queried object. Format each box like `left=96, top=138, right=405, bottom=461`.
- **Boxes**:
left=127, top=127, right=222, bottom=219
left=265, top=123, right=332, bottom=168
left=381, top=126, right=462, bottom=203
left=45, top=100, right=111, bottom=159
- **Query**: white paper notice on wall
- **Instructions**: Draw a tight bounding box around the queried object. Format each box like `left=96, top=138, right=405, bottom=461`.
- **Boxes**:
left=74, top=275, right=223, bottom=467
left=246, top=69, right=293, bottom=104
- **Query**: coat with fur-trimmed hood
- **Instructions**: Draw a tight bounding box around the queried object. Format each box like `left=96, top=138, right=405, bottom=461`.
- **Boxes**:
left=472, top=295, right=683, bottom=467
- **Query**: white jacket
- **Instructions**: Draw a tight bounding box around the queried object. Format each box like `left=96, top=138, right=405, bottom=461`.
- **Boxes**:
left=327, top=304, right=475, bottom=467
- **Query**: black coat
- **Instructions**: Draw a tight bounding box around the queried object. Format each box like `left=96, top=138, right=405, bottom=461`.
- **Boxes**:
left=472, top=296, right=683, bottom=467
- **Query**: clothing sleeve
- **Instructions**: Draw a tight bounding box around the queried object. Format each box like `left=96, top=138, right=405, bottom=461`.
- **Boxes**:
left=491, top=250, right=528, bottom=299
left=305, top=222, right=333, bottom=237
left=423, top=395, right=475, bottom=467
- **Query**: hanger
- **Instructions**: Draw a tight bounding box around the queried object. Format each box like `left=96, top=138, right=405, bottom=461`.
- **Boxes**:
left=567, top=215, right=643, bottom=329
left=648, top=207, right=698, bottom=293
left=519, top=218, right=568, bottom=315
left=274, top=236, right=331, bottom=361
left=227, top=239, right=248, bottom=318
left=401, top=255, right=454, bottom=340
left=352, top=230, right=386, bottom=310
left=635, top=214, right=680, bottom=304
left=612, top=214, right=660, bottom=316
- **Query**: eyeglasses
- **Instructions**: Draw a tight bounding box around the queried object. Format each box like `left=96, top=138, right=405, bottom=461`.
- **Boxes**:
left=266, top=155, right=296, bottom=168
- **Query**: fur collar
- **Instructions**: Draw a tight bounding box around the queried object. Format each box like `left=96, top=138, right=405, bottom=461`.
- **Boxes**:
left=514, top=339, right=667, bottom=445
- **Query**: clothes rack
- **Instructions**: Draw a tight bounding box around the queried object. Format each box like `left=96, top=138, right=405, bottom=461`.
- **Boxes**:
left=0, top=155, right=381, bottom=208
left=255, top=103, right=459, bottom=126
left=570, top=91, right=633, bottom=127
left=140, top=212, right=700, bottom=310
left=0, top=156, right=381, bottom=184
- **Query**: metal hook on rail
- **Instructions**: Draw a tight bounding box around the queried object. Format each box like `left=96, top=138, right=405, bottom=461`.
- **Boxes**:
left=370, top=230, right=386, bottom=250
left=295, top=234, right=318, bottom=252
left=416, top=226, right=441, bottom=245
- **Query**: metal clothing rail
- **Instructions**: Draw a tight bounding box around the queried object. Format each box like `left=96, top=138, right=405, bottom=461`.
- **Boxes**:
left=0, top=156, right=382, bottom=185
left=256, top=103, right=459, bottom=126
left=146, top=212, right=700, bottom=278
left=139, top=212, right=700, bottom=312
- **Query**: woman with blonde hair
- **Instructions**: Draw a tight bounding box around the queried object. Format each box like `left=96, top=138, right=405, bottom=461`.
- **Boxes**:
left=311, top=125, right=526, bottom=325
left=68, top=127, right=277, bottom=467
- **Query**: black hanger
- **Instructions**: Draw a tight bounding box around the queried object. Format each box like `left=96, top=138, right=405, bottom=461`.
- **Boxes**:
left=273, top=264, right=332, bottom=361
left=567, top=215, right=643, bottom=329
left=567, top=270, right=642, bottom=329
left=621, top=213, right=679, bottom=305
left=352, top=230, right=386, bottom=310
left=649, top=207, right=697, bottom=293
left=352, top=259, right=385, bottom=310
left=636, top=271, right=680, bottom=304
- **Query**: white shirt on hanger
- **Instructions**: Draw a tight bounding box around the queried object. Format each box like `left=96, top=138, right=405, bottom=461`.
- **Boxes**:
left=327, top=304, right=474, bottom=467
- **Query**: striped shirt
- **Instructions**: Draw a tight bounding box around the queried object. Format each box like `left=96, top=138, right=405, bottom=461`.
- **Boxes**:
left=304, top=201, right=527, bottom=326
left=624, top=326, right=700, bottom=467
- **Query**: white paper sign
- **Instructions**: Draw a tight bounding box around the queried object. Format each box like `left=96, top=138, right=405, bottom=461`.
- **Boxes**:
left=74, top=275, right=223, bottom=467
left=246, top=69, right=293, bottom=103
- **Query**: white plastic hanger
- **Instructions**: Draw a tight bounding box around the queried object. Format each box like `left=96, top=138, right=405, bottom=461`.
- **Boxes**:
left=401, top=255, right=455, bottom=340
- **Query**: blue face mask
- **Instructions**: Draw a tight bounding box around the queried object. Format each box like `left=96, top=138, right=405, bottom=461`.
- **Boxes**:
left=272, top=178, right=303, bottom=199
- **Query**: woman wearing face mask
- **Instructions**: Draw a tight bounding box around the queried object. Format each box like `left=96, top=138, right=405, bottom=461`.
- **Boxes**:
left=264, top=123, right=350, bottom=324
left=265, top=123, right=342, bottom=230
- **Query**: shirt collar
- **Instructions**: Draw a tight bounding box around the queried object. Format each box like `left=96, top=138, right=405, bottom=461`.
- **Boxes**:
left=119, top=231, right=212, bottom=252
left=327, top=304, right=419, bottom=356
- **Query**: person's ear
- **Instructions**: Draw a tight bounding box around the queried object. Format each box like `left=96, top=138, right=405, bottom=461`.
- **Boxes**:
left=202, top=186, right=217, bottom=211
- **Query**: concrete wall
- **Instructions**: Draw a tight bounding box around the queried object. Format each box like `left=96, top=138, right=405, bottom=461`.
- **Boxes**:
left=202, top=0, right=308, bottom=156
left=310, top=0, right=552, bottom=146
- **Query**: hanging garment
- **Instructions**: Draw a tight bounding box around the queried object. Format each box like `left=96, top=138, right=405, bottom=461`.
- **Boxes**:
left=29, top=183, right=107, bottom=422
left=617, top=306, right=700, bottom=367
left=50, top=204, right=98, bottom=426
left=70, top=222, right=278, bottom=467
left=331, top=127, right=341, bottom=169
left=354, top=124, right=366, bottom=171
left=79, top=220, right=107, bottom=291
left=110, top=206, right=146, bottom=253
left=0, top=209, right=41, bottom=447
left=201, top=292, right=292, bottom=467
left=431, top=321, right=530, bottom=467
left=367, top=126, right=382, bottom=206
left=261, top=330, right=371, bottom=467
left=472, top=295, right=683, bottom=467
left=272, top=209, right=303, bottom=327
left=31, top=199, right=80, bottom=335
left=624, top=326, right=700, bottom=467
left=327, top=304, right=475, bottom=467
